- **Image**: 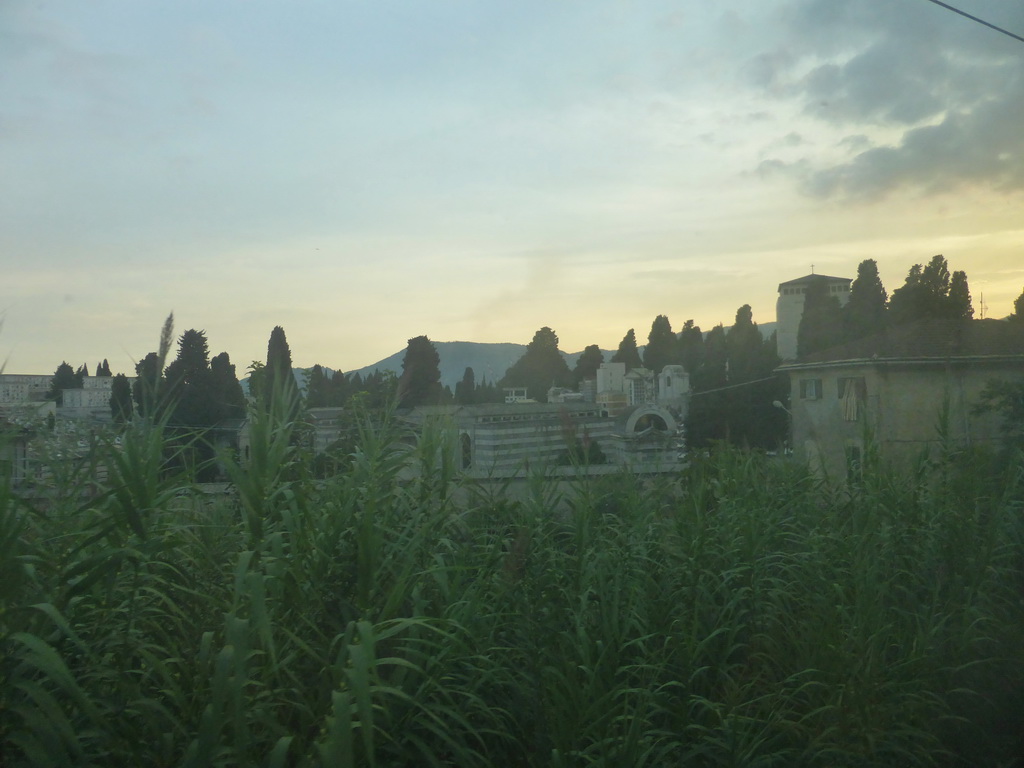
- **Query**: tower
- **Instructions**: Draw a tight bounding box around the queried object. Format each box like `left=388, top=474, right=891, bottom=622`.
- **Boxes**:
left=776, top=273, right=852, bottom=360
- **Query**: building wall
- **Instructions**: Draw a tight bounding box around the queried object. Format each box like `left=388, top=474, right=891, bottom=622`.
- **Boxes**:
left=790, top=361, right=1021, bottom=479
left=0, top=374, right=52, bottom=405
left=464, top=407, right=617, bottom=472
left=776, top=278, right=851, bottom=361
left=596, top=363, right=626, bottom=396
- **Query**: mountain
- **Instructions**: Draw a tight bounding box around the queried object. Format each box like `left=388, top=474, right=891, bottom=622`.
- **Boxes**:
left=347, top=341, right=592, bottom=390
left=249, top=323, right=779, bottom=393
left=344, top=324, right=778, bottom=391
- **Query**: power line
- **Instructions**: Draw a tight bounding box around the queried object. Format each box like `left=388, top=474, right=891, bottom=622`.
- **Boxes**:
left=690, top=375, right=780, bottom=397
left=920, top=0, right=1024, bottom=44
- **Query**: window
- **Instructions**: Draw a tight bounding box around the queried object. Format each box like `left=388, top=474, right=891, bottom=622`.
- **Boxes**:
left=800, top=378, right=822, bottom=400
left=838, top=377, right=866, bottom=421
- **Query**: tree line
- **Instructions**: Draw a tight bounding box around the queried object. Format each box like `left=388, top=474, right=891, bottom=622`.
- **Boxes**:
left=42, top=257, right=1024, bottom=456
left=797, top=254, right=987, bottom=359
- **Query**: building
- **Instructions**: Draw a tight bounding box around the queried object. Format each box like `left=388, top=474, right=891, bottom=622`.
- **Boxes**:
left=591, top=361, right=691, bottom=419
left=0, top=374, right=52, bottom=405
left=777, top=319, right=1024, bottom=480
left=776, top=273, right=852, bottom=361
left=403, top=401, right=683, bottom=477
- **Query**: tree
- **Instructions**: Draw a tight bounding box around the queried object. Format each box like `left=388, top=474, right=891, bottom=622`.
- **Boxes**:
left=46, top=362, right=79, bottom=405
left=110, top=373, right=133, bottom=423
left=306, top=364, right=331, bottom=408
left=164, top=330, right=218, bottom=428
left=1011, top=287, right=1024, bottom=322
left=501, top=327, right=572, bottom=402
left=572, top=345, right=604, bottom=387
left=398, top=335, right=443, bottom=407
left=643, top=315, right=678, bottom=373
left=889, top=255, right=972, bottom=324
left=454, top=367, right=476, bottom=405
left=726, top=305, right=762, bottom=382
left=77, top=363, right=89, bottom=379
left=329, top=370, right=349, bottom=406
left=96, top=359, right=112, bottom=377
left=210, top=351, right=245, bottom=420
left=133, top=352, right=162, bottom=416
left=677, top=320, right=704, bottom=374
left=947, top=271, right=974, bottom=321
left=263, top=326, right=299, bottom=414
left=844, top=259, right=888, bottom=341
left=687, top=325, right=728, bottom=446
left=165, top=330, right=209, bottom=386
left=724, top=305, right=787, bottom=448
left=797, top=280, right=844, bottom=358
left=611, top=329, right=643, bottom=370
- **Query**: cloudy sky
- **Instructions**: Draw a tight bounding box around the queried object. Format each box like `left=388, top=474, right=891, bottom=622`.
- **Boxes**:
left=2, top=0, right=1022, bottom=376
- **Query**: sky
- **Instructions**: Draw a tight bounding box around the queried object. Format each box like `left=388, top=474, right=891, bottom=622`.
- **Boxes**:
left=2, top=0, right=1022, bottom=376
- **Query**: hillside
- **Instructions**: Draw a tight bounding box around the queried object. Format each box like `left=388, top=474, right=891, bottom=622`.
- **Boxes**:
left=346, top=341, right=613, bottom=390
left=344, top=323, right=777, bottom=390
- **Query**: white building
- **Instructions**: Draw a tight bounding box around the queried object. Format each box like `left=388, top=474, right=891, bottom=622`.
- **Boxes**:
left=776, top=273, right=852, bottom=361
left=0, top=374, right=52, bottom=405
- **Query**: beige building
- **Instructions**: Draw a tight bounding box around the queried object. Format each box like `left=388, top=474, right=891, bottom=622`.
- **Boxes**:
left=776, top=273, right=852, bottom=361
left=403, top=401, right=682, bottom=477
left=777, top=319, right=1024, bottom=480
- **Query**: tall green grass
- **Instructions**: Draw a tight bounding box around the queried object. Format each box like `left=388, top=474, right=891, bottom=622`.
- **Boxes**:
left=1, top=392, right=1022, bottom=766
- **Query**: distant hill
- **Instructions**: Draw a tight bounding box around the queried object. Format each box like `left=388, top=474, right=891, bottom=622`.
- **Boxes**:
left=346, top=341, right=615, bottom=390
left=341, top=324, right=778, bottom=391
left=259, top=323, right=780, bottom=393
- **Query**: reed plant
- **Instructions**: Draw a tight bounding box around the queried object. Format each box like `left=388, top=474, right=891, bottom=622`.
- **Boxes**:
left=1, top=385, right=1023, bottom=766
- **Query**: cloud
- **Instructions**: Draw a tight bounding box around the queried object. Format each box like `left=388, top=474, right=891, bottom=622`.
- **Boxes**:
left=751, top=0, right=1024, bottom=199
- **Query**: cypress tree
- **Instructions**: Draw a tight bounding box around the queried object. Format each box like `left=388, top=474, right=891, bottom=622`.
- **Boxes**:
left=643, top=315, right=678, bottom=373
left=947, top=271, right=974, bottom=321
left=611, top=329, right=643, bottom=370
left=844, top=259, right=888, bottom=341
left=110, top=373, right=133, bottom=423
left=398, top=336, right=443, bottom=407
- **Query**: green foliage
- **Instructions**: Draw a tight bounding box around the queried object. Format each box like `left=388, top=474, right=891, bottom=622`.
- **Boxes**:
left=890, top=255, right=974, bottom=325
left=398, top=335, right=443, bottom=408
left=844, top=258, right=888, bottom=342
left=610, top=328, right=643, bottom=370
left=5, top=376, right=1024, bottom=766
left=305, top=364, right=331, bottom=408
left=643, top=315, right=678, bottom=373
left=571, top=344, right=604, bottom=388
left=677, top=319, right=704, bottom=374
left=454, top=366, right=476, bottom=405
left=45, top=361, right=80, bottom=405
left=262, top=326, right=299, bottom=416
left=501, top=327, right=572, bottom=403
left=109, top=373, right=133, bottom=423
left=1012, top=286, right=1024, bottom=322
left=797, top=281, right=843, bottom=359
left=974, top=378, right=1024, bottom=454
left=132, top=352, right=162, bottom=416
left=689, top=311, right=786, bottom=450
left=948, top=270, right=974, bottom=321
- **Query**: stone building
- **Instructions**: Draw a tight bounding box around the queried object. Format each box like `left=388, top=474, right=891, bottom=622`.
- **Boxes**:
left=403, top=401, right=682, bottom=477
left=776, top=273, right=852, bottom=361
left=777, top=319, right=1024, bottom=480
